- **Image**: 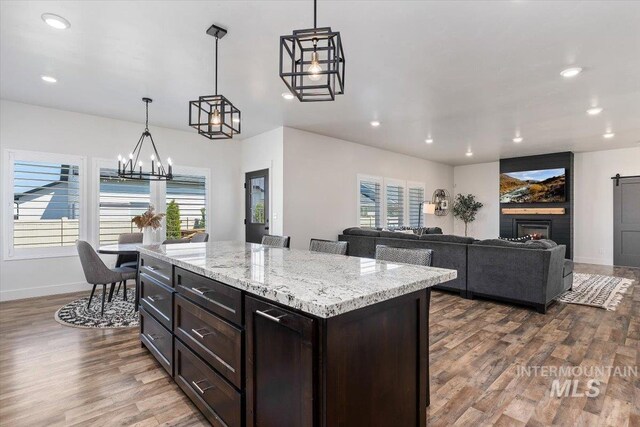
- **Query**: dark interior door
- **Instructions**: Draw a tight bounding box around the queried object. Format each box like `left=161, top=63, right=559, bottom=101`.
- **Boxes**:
left=614, top=177, right=640, bottom=267
left=245, top=296, right=315, bottom=427
left=245, top=169, right=269, bottom=244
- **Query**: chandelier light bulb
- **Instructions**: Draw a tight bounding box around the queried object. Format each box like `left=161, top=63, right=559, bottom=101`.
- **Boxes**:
left=138, top=161, right=143, bottom=167
left=150, top=154, right=155, bottom=161
left=167, top=157, right=172, bottom=166
left=129, top=153, right=133, bottom=159
left=118, top=154, right=122, bottom=161
left=307, top=51, right=323, bottom=81
left=210, top=109, right=221, bottom=126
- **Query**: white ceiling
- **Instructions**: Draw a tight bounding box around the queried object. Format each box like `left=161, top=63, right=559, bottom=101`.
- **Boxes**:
left=1, top=1, right=639, bottom=166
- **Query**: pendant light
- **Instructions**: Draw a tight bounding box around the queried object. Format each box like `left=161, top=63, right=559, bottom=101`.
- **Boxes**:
left=189, top=24, right=241, bottom=139
left=279, top=0, right=345, bottom=102
left=117, top=98, right=173, bottom=181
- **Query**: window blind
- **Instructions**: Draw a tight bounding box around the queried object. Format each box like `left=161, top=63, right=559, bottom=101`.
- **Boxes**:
left=13, top=161, right=80, bottom=248
left=359, top=180, right=381, bottom=228
left=386, top=183, right=405, bottom=228
left=166, top=174, right=207, bottom=234
left=99, top=168, right=150, bottom=245
left=408, top=187, right=425, bottom=227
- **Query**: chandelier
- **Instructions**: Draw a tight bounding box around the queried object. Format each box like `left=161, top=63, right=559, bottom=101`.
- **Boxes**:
left=189, top=24, right=241, bottom=139
left=279, top=0, right=345, bottom=102
left=117, top=98, right=173, bottom=181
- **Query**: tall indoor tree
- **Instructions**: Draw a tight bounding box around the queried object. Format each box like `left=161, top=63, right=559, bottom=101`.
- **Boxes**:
left=452, top=194, right=483, bottom=236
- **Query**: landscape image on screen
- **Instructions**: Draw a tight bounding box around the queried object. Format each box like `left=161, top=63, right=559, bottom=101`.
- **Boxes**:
left=500, top=168, right=566, bottom=203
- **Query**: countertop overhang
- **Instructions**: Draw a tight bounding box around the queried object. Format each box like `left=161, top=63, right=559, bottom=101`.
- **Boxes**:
left=137, top=241, right=457, bottom=318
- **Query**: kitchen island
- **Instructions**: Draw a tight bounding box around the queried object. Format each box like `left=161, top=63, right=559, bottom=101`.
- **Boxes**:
left=136, top=241, right=456, bottom=427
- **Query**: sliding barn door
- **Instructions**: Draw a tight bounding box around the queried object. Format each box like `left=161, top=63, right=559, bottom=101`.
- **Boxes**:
left=613, top=177, right=640, bottom=267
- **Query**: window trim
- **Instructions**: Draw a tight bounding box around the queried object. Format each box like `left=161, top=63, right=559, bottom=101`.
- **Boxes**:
left=3, top=149, right=88, bottom=261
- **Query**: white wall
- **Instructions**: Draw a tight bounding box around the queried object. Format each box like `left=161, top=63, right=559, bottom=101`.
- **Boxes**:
left=0, top=100, right=242, bottom=300
left=574, top=147, right=640, bottom=265
left=240, top=127, right=284, bottom=237
left=282, top=128, right=454, bottom=250
left=453, top=162, right=500, bottom=239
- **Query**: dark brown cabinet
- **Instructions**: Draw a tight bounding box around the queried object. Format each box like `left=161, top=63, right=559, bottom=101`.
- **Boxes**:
left=245, top=296, right=315, bottom=427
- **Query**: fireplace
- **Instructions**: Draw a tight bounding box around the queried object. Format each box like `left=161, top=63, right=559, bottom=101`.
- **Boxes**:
left=516, top=220, right=551, bottom=239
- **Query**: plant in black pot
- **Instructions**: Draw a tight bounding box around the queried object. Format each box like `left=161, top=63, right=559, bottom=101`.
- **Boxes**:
left=452, top=194, right=483, bottom=237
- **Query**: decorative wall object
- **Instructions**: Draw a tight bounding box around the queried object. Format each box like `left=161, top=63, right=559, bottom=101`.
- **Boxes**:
left=431, top=189, right=451, bottom=216
left=117, top=98, right=173, bottom=181
left=279, top=0, right=345, bottom=101
left=189, top=24, right=241, bottom=139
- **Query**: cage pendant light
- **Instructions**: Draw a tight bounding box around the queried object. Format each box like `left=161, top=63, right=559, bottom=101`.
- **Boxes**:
left=117, top=98, right=173, bottom=181
left=189, top=24, right=241, bottom=139
left=279, top=0, right=345, bottom=102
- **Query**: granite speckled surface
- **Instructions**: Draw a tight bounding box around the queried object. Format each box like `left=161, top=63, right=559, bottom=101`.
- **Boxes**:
left=138, top=241, right=457, bottom=318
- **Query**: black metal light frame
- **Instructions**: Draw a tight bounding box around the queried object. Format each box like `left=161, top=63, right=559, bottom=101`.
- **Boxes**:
left=118, top=98, right=173, bottom=181
left=189, top=24, right=241, bottom=140
left=279, top=0, right=345, bottom=102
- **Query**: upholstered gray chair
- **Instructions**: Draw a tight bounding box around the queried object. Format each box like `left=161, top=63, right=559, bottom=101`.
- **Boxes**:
left=116, top=232, right=142, bottom=269
left=190, top=232, right=209, bottom=243
left=76, top=241, right=137, bottom=315
left=163, top=237, right=190, bottom=244
left=261, top=235, right=291, bottom=248
left=375, top=245, right=434, bottom=266
left=309, top=238, right=348, bottom=255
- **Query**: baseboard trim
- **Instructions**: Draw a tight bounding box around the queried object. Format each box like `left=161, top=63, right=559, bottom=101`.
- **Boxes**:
left=573, top=257, right=613, bottom=266
left=0, top=281, right=89, bottom=302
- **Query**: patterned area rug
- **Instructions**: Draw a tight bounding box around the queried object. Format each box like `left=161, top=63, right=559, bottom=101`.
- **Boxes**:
left=558, top=273, right=634, bottom=311
left=55, top=289, right=139, bottom=329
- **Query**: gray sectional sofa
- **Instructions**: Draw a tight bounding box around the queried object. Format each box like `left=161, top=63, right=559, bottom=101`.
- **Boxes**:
left=338, top=227, right=571, bottom=313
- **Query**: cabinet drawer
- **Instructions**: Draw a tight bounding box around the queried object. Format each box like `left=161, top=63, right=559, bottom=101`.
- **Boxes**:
left=140, top=273, right=173, bottom=330
left=175, top=294, right=243, bottom=388
left=175, top=339, right=242, bottom=427
left=175, top=267, right=242, bottom=326
left=139, top=255, right=173, bottom=287
left=140, top=307, right=173, bottom=375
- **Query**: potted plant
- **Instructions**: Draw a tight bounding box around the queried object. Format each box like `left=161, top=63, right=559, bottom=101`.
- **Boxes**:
left=452, top=194, right=483, bottom=237
left=132, top=205, right=165, bottom=245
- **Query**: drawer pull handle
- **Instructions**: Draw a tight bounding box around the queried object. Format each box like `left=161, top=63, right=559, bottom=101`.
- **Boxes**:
left=146, top=266, right=156, bottom=271
left=147, top=334, right=160, bottom=341
left=191, top=287, right=213, bottom=296
left=192, top=379, right=215, bottom=394
left=191, top=328, right=215, bottom=339
left=256, top=309, right=287, bottom=323
left=147, top=295, right=160, bottom=303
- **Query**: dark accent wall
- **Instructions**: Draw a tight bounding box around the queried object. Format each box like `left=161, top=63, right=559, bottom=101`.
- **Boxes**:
left=500, top=152, right=574, bottom=258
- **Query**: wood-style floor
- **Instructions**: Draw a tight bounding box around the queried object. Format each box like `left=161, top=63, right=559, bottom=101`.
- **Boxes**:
left=0, top=263, right=638, bottom=426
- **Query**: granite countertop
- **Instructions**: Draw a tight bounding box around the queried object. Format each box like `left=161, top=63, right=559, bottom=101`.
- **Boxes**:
left=137, top=241, right=457, bottom=318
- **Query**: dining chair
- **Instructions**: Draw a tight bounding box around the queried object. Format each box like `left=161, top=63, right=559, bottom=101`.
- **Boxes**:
left=163, top=238, right=190, bottom=244
left=375, top=245, right=434, bottom=266
left=116, top=232, right=142, bottom=268
left=190, top=232, right=209, bottom=243
left=309, top=238, right=348, bottom=255
left=76, top=241, right=137, bottom=315
left=261, top=235, right=291, bottom=248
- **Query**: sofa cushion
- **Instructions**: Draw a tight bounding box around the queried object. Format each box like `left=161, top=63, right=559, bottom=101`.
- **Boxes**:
left=342, top=227, right=380, bottom=237
left=419, top=234, right=475, bottom=244
left=423, top=227, right=443, bottom=235
left=379, top=230, right=420, bottom=240
left=474, top=238, right=558, bottom=250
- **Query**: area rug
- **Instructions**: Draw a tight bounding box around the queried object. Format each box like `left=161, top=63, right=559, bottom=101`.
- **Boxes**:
left=557, top=273, right=634, bottom=311
left=55, top=289, right=139, bottom=329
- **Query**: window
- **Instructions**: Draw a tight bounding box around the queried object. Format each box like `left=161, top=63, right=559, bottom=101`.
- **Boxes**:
left=249, top=176, right=266, bottom=224
left=358, top=176, right=382, bottom=228
left=166, top=173, right=207, bottom=239
left=4, top=150, right=86, bottom=259
left=98, top=168, right=150, bottom=245
left=407, top=183, right=426, bottom=228
left=385, top=180, right=405, bottom=228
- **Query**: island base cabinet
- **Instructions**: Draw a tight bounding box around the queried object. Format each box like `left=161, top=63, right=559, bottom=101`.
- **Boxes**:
left=245, top=296, right=315, bottom=427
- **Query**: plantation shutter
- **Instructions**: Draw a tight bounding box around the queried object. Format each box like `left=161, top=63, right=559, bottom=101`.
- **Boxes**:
left=386, top=182, right=405, bottom=228
left=408, top=186, right=425, bottom=227
left=166, top=174, right=207, bottom=234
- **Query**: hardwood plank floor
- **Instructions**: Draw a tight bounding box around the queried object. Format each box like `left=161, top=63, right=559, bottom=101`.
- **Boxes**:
left=1, top=263, right=637, bottom=426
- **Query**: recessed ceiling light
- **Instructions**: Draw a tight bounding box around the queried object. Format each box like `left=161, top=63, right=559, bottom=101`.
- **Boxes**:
left=603, top=132, right=615, bottom=139
left=281, top=92, right=294, bottom=100
left=370, top=121, right=380, bottom=127
left=560, top=67, right=582, bottom=78
left=465, top=151, right=473, bottom=157
left=513, top=136, right=523, bottom=143
left=41, top=13, right=70, bottom=30
left=587, top=107, right=603, bottom=115
left=41, top=75, right=57, bottom=83
left=425, top=138, right=433, bottom=144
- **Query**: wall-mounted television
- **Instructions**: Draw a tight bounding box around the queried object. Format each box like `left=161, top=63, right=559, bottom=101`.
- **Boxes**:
left=500, top=168, right=566, bottom=203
